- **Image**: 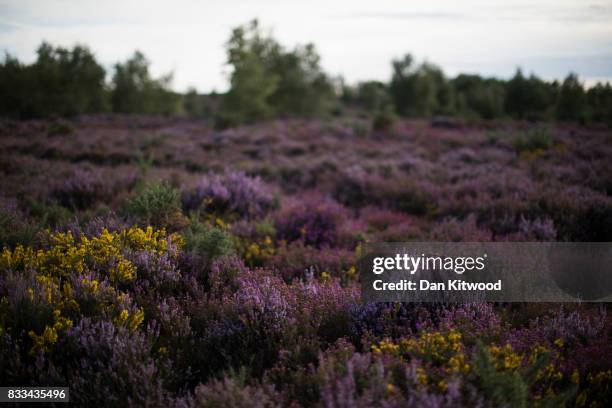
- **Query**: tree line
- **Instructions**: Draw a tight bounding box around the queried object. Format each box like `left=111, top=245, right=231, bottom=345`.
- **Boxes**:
left=0, top=44, right=179, bottom=118
left=1, top=19, right=611, bottom=127
left=344, top=55, right=612, bottom=126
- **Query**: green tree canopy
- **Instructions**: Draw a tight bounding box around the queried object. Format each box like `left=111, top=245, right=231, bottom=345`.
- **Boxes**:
left=0, top=42, right=106, bottom=118
left=389, top=55, right=451, bottom=117
left=452, top=74, right=505, bottom=119
left=556, top=73, right=587, bottom=122
left=111, top=51, right=179, bottom=115
left=505, top=69, right=555, bottom=120
left=216, top=20, right=335, bottom=128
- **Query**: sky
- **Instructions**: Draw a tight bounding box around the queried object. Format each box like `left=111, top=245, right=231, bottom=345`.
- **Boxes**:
left=1, top=0, right=611, bottom=93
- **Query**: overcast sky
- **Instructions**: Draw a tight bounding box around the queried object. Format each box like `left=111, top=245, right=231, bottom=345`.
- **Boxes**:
left=1, top=0, right=611, bottom=92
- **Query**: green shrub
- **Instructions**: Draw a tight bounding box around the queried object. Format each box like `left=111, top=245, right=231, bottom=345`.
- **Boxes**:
left=123, top=182, right=186, bottom=230
left=0, top=206, right=40, bottom=248
left=356, top=81, right=390, bottom=112
left=0, top=200, right=71, bottom=248
left=183, top=217, right=234, bottom=265
left=351, top=121, right=369, bottom=137
left=28, top=201, right=71, bottom=229
left=213, top=111, right=242, bottom=131
left=470, top=342, right=576, bottom=407
left=135, top=152, right=155, bottom=178
left=372, top=109, right=396, bottom=132
left=513, top=128, right=553, bottom=153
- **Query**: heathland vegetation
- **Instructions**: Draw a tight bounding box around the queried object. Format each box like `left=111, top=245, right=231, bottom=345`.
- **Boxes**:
left=1, top=19, right=612, bottom=408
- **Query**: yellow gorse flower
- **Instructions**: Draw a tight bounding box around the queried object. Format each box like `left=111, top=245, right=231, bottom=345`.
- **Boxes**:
left=372, top=330, right=470, bottom=390
left=115, top=308, right=145, bottom=332
left=1, top=226, right=178, bottom=354
left=27, top=308, right=73, bottom=355
left=241, top=236, right=275, bottom=266
left=1, top=226, right=182, bottom=284
left=489, top=343, right=523, bottom=371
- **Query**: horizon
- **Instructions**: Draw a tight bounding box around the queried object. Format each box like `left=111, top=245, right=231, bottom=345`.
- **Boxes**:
left=1, top=0, right=612, bottom=93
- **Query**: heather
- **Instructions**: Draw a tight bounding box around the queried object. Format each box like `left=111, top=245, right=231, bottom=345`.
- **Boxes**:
left=0, top=115, right=611, bottom=407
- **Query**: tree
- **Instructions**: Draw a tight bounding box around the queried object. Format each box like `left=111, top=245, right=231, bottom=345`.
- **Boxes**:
left=33, top=43, right=107, bottom=116
left=0, top=43, right=106, bottom=118
left=556, top=73, right=586, bottom=122
left=111, top=51, right=178, bottom=115
left=356, top=81, right=390, bottom=112
left=586, top=83, right=612, bottom=126
left=216, top=20, right=335, bottom=128
left=0, top=54, right=30, bottom=117
left=266, top=43, right=334, bottom=117
left=389, top=55, right=444, bottom=117
left=505, top=69, right=555, bottom=120
left=216, top=22, right=278, bottom=127
left=183, top=87, right=215, bottom=118
left=452, top=75, right=505, bottom=119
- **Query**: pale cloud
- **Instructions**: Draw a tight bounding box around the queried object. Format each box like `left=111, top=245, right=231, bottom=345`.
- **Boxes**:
left=0, top=0, right=611, bottom=92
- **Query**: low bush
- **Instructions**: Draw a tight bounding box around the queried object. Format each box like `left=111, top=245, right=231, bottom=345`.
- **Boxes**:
left=183, top=217, right=234, bottom=266
left=513, top=128, right=553, bottom=153
left=123, top=182, right=187, bottom=230
left=47, top=121, right=74, bottom=136
left=372, top=108, right=396, bottom=132
left=0, top=200, right=42, bottom=248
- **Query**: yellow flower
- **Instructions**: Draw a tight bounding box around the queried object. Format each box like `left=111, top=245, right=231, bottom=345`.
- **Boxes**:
left=28, top=326, right=59, bottom=354
left=2, top=226, right=172, bottom=354
left=82, top=278, right=99, bottom=293
left=488, top=344, right=525, bottom=372
left=215, top=218, right=227, bottom=229
left=416, top=368, right=428, bottom=386
left=376, top=339, right=400, bottom=355
left=119, top=309, right=129, bottom=323
left=571, top=369, right=580, bottom=384
left=111, top=259, right=136, bottom=282
left=503, top=353, right=522, bottom=370
left=128, top=309, right=145, bottom=332
left=170, top=233, right=185, bottom=249
left=44, top=326, right=58, bottom=343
